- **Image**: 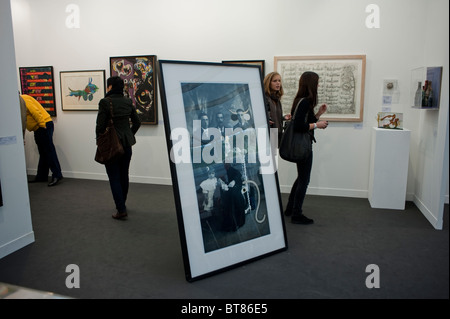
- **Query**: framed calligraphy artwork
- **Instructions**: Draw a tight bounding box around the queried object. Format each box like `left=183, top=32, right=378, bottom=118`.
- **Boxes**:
left=110, top=55, right=158, bottom=124
left=158, top=60, right=287, bottom=281
left=275, top=55, right=366, bottom=122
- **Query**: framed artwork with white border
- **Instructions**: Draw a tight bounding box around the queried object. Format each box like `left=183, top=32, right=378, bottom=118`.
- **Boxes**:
left=275, top=55, right=366, bottom=122
left=158, top=60, right=287, bottom=281
left=60, top=70, right=105, bottom=111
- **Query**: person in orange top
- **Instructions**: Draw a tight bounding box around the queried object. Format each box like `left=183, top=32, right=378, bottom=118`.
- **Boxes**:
left=22, top=94, right=63, bottom=186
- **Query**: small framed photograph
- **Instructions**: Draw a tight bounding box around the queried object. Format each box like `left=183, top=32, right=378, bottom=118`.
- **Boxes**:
left=222, top=60, right=265, bottom=77
left=19, top=66, right=57, bottom=116
left=275, top=55, right=366, bottom=122
left=60, top=70, right=105, bottom=111
left=158, top=60, right=287, bottom=281
left=110, top=55, right=158, bottom=124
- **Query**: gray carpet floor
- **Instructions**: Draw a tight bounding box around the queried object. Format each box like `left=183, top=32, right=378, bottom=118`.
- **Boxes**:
left=0, top=177, right=448, bottom=299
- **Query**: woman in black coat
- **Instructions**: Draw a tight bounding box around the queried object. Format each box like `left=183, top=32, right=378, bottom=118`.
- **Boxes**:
left=96, top=76, right=141, bottom=220
left=285, top=72, right=328, bottom=225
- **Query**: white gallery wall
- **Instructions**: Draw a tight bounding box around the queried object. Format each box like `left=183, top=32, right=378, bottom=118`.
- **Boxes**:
left=0, top=0, right=34, bottom=258
left=8, top=0, right=449, bottom=229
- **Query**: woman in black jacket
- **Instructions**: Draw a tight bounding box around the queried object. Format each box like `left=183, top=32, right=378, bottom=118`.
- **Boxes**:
left=96, top=76, right=141, bottom=220
left=285, top=72, right=328, bottom=224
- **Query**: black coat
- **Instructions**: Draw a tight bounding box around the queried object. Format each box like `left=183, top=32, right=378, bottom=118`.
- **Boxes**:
left=96, top=93, right=141, bottom=147
left=291, top=98, right=317, bottom=141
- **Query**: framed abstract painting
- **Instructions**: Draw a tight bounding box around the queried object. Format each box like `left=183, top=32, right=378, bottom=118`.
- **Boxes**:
left=19, top=66, right=57, bottom=116
left=110, top=55, right=158, bottom=124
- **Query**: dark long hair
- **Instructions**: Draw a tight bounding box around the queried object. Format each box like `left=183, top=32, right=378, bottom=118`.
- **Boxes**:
left=290, top=71, right=319, bottom=114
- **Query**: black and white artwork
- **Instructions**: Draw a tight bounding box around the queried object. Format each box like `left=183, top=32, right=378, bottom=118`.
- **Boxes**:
left=158, top=60, right=287, bottom=281
left=181, top=82, right=270, bottom=253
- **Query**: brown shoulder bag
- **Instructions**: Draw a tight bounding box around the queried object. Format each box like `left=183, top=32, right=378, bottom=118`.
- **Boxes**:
left=94, top=98, right=124, bottom=164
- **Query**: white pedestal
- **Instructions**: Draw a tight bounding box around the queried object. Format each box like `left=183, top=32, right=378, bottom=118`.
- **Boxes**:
left=368, top=127, right=411, bottom=210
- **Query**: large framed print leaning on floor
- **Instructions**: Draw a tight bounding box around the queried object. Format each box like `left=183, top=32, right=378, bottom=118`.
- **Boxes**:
left=158, top=60, right=288, bottom=282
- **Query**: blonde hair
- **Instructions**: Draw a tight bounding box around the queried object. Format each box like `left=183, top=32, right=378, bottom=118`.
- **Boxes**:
left=263, top=72, right=284, bottom=98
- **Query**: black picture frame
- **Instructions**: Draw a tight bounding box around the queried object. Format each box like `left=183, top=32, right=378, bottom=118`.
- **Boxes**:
left=0, top=178, right=3, bottom=207
left=222, top=60, right=265, bottom=78
left=110, top=55, right=158, bottom=124
left=19, top=66, right=57, bottom=116
left=158, top=60, right=287, bottom=282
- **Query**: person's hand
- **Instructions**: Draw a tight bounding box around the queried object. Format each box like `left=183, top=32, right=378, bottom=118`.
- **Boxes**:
left=228, top=180, right=235, bottom=188
left=284, top=114, right=292, bottom=121
left=317, top=120, right=329, bottom=129
left=318, top=104, right=327, bottom=115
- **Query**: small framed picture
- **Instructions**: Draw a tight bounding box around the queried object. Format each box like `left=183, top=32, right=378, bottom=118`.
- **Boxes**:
left=110, top=55, right=158, bottom=124
left=19, top=66, right=57, bottom=116
left=60, top=70, right=105, bottom=111
left=158, top=60, right=287, bottom=281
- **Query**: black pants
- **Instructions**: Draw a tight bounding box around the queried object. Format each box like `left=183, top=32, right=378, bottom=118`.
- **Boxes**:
left=34, top=121, right=63, bottom=180
left=105, top=146, right=132, bottom=213
left=286, top=152, right=313, bottom=216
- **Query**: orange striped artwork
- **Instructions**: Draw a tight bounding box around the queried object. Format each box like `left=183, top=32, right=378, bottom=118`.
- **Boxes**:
left=19, top=66, right=57, bottom=116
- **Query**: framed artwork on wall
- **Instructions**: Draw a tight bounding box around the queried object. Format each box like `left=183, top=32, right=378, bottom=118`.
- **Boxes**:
left=158, top=60, right=287, bottom=282
left=275, top=55, right=366, bottom=122
left=222, top=60, right=265, bottom=77
left=19, top=66, right=57, bottom=116
left=110, top=55, right=158, bottom=124
left=60, top=70, right=105, bottom=111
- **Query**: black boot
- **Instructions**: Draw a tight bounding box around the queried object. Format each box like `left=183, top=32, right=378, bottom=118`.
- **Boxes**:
left=284, top=202, right=293, bottom=216
left=291, top=214, right=314, bottom=225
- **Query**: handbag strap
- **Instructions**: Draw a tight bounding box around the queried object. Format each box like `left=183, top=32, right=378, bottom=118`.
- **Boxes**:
left=292, top=98, right=309, bottom=123
left=107, top=98, right=114, bottom=124
left=292, top=97, right=316, bottom=143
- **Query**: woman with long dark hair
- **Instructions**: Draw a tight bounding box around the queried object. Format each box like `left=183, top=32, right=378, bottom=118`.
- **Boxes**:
left=285, top=72, right=328, bottom=224
left=96, top=76, right=141, bottom=220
